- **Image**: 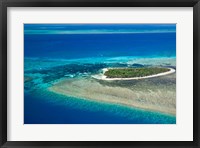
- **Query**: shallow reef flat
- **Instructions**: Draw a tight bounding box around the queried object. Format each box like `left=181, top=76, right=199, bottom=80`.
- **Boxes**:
left=49, top=72, right=176, bottom=116
left=127, top=57, right=176, bottom=67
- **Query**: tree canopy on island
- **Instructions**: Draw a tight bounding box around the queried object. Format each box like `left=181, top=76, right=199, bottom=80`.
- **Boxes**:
left=104, top=67, right=170, bottom=78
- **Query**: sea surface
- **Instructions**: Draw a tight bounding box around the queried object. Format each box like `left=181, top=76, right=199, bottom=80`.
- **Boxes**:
left=24, top=24, right=176, bottom=124
left=25, top=33, right=176, bottom=59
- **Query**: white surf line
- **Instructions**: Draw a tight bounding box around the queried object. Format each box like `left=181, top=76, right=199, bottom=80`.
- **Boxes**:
left=92, top=68, right=176, bottom=81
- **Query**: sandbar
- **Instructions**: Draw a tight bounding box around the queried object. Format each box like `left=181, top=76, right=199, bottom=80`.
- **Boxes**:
left=49, top=74, right=176, bottom=115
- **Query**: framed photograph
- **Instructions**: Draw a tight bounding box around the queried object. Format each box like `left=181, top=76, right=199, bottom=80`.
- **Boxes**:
left=0, top=0, right=199, bottom=147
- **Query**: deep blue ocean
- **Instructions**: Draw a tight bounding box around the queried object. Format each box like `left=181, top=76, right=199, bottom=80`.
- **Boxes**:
left=24, top=24, right=176, bottom=124
left=25, top=33, right=176, bottom=59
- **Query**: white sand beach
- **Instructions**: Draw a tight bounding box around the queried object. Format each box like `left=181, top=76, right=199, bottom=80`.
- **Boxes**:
left=92, top=68, right=176, bottom=81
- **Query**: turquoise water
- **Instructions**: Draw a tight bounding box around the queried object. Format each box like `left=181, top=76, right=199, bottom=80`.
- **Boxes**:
left=25, top=91, right=175, bottom=124
left=24, top=57, right=176, bottom=124
left=24, top=24, right=176, bottom=124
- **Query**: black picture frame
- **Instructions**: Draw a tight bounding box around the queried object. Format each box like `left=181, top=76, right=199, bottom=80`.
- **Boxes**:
left=0, top=0, right=200, bottom=147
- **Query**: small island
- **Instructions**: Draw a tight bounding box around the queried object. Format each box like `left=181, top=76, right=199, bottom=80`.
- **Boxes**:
left=92, top=67, right=175, bottom=80
left=105, top=67, right=170, bottom=78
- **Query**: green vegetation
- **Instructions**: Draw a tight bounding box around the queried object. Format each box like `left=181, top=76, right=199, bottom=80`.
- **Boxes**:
left=104, top=67, right=170, bottom=78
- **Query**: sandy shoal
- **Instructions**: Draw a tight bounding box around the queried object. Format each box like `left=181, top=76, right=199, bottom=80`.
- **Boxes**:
left=49, top=74, right=176, bottom=115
